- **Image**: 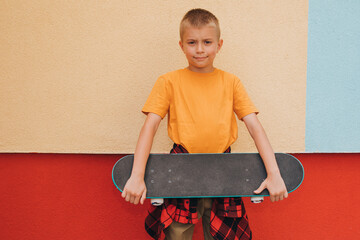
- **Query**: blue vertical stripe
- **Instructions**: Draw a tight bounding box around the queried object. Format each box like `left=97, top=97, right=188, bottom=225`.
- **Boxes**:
left=306, top=0, right=360, bottom=152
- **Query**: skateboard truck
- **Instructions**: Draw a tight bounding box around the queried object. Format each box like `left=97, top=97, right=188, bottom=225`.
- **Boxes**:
left=151, top=198, right=164, bottom=206
left=250, top=196, right=264, bottom=203
left=152, top=197, right=265, bottom=205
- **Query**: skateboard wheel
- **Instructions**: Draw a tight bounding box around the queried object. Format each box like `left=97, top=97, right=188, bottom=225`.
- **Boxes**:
left=251, top=197, right=264, bottom=204
left=151, top=198, right=164, bottom=206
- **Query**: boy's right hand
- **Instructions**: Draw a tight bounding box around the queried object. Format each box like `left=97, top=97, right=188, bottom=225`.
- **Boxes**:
left=121, top=175, right=147, bottom=205
left=121, top=112, right=161, bottom=205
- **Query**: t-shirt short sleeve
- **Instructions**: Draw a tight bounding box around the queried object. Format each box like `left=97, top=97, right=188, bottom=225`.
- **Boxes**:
left=142, top=76, right=170, bottom=119
left=233, top=77, right=259, bottom=120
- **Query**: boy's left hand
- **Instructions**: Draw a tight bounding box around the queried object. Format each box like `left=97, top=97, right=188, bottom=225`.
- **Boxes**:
left=253, top=172, right=288, bottom=202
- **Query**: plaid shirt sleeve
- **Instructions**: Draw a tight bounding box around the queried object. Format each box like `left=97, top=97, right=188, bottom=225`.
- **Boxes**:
left=145, top=144, right=252, bottom=240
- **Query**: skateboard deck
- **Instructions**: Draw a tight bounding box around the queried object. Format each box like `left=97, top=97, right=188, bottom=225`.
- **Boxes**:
left=112, top=153, right=304, bottom=201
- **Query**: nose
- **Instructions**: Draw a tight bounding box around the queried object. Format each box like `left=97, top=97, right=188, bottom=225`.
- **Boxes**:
left=196, top=43, right=204, bottom=53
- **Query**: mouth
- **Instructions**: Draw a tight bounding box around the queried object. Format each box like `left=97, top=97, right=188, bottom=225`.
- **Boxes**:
left=194, top=56, right=208, bottom=61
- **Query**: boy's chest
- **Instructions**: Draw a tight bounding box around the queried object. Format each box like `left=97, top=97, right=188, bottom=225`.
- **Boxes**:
left=170, top=79, right=234, bottom=116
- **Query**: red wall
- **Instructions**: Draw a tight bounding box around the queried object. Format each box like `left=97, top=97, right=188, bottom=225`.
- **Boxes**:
left=0, top=153, right=359, bottom=239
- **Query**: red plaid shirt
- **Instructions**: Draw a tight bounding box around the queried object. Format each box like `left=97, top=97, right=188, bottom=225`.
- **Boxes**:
left=145, top=144, right=252, bottom=240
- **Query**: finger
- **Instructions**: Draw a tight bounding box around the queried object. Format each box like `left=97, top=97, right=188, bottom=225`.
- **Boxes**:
left=140, top=190, right=147, bottom=205
left=284, top=191, right=289, bottom=198
left=121, top=189, right=126, bottom=198
left=125, top=192, right=131, bottom=202
left=130, top=196, right=136, bottom=204
left=279, top=194, right=284, bottom=201
left=254, top=181, right=266, bottom=194
left=134, top=195, right=140, bottom=205
left=274, top=195, right=279, bottom=202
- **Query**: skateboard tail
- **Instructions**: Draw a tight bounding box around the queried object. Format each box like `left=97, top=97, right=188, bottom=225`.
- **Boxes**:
left=112, top=161, right=124, bottom=193
left=279, top=153, right=305, bottom=195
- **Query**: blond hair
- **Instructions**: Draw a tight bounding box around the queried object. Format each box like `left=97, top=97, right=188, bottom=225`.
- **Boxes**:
left=180, top=8, right=220, bottom=40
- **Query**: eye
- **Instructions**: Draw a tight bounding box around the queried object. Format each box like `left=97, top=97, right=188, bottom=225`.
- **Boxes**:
left=205, top=40, right=212, bottom=45
left=187, top=41, right=195, bottom=45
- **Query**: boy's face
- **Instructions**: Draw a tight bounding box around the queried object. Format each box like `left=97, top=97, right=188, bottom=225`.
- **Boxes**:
left=179, top=24, right=223, bottom=73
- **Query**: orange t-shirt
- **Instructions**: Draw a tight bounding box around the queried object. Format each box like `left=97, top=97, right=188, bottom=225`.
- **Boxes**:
left=142, top=68, right=258, bottom=153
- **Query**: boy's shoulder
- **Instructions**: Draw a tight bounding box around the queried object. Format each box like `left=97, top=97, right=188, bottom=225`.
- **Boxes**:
left=217, top=68, right=238, bottom=79
left=159, top=69, right=183, bottom=79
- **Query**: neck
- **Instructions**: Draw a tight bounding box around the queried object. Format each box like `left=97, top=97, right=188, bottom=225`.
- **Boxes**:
left=187, top=66, right=215, bottom=73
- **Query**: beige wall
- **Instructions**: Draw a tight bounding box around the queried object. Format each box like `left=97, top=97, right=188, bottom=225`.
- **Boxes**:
left=0, top=0, right=308, bottom=153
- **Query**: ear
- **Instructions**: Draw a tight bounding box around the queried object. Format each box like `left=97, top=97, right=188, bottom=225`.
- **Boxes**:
left=217, top=39, right=223, bottom=53
left=179, top=40, right=184, bottom=52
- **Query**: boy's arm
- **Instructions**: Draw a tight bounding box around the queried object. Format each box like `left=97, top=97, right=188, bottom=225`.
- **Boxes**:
left=242, top=113, right=288, bottom=202
left=121, top=112, right=162, bottom=205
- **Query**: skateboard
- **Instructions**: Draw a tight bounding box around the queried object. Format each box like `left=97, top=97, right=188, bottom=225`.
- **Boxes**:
left=112, top=153, right=304, bottom=205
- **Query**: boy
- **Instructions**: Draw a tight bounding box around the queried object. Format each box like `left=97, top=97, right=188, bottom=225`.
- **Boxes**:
left=121, top=8, right=287, bottom=240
